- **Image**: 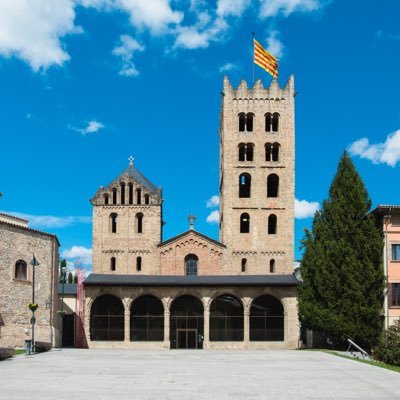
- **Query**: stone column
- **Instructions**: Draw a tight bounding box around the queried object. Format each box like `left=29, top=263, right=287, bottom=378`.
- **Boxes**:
left=124, top=310, right=130, bottom=343
left=203, top=310, right=210, bottom=349
left=244, top=310, right=250, bottom=343
left=164, top=310, right=170, bottom=348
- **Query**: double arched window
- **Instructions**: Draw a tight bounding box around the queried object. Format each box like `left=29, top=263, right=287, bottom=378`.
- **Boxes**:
left=185, top=254, right=198, bottom=276
left=239, top=173, right=251, bottom=198
left=267, top=174, right=279, bottom=197
left=238, top=112, right=254, bottom=132
left=265, top=113, right=280, bottom=132
left=265, top=142, right=280, bottom=161
left=238, top=143, right=254, bottom=161
left=15, top=260, right=27, bottom=280
left=240, top=213, right=250, bottom=233
left=110, top=213, right=118, bottom=233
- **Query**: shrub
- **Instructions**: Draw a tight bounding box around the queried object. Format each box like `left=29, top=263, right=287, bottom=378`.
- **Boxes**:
left=373, top=320, right=400, bottom=366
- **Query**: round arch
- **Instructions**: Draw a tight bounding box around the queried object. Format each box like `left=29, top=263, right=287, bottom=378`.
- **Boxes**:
left=90, top=294, right=124, bottom=341
left=250, top=294, right=284, bottom=341
left=170, top=295, right=204, bottom=349
left=210, top=294, right=244, bottom=341
left=130, top=295, right=164, bottom=342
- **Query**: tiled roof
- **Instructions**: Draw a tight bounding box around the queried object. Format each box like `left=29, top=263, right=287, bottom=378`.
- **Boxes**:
left=58, top=283, right=77, bottom=295
left=108, top=164, right=158, bottom=193
left=84, top=274, right=299, bottom=287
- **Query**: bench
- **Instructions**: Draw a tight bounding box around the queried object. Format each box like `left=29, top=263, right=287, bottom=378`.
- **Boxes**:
left=34, top=342, right=52, bottom=353
left=0, top=348, right=14, bottom=360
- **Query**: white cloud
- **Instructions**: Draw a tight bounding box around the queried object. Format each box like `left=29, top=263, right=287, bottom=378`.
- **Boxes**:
left=3, top=211, right=91, bottom=228
left=73, top=120, right=104, bottom=135
left=217, top=0, right=250, bottom=17
left=112, top=34, right=144, bottom=77
left=259, top=0, right=324, bottom=18
left=206, top=210, right=220, bottom=224
left=266, top=30, right=284, bottom=58
left=61, top=246, right=92, bottom=265
left=219, top=62, right=239, bottom=73
left=348, top=130, right=400, bottom=167
left=206, top=195, right=220, bottom=208
left=0, top=0, right=80, bottom=71
left=295, top=198, right=320, bottom=219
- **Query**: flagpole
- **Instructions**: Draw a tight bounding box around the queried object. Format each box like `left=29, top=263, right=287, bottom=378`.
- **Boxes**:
left=251, top=32, right=255, bottom=85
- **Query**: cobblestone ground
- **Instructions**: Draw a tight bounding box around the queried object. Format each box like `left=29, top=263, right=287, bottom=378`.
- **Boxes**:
left=1, top=349, right=400, bottom=400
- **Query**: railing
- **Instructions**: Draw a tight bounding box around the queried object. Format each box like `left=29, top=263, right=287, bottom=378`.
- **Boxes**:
left=346, top=338, right=369, bottom=359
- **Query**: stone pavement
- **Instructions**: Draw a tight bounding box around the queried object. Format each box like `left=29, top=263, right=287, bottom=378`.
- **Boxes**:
left=1, top=349, right=400, bottom=400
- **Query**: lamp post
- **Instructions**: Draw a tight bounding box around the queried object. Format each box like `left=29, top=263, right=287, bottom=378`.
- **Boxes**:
left=30, top=255, right=40, bottom=354
left=58, top=265, right=67, bottom=349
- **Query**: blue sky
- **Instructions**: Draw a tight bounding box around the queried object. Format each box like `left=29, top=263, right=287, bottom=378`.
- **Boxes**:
left=1, top=0, right=399, bottom=272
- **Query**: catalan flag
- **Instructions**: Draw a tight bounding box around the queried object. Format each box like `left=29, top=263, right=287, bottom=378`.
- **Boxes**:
left=253, top=38, right=278, bottom=78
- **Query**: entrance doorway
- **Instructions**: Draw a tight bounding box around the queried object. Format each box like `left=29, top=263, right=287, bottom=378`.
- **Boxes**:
left=177, top=329, right=198, bottom=349
left=170, top=295, right=204, bottom=349
left=62, top=314, right=75, bottom=347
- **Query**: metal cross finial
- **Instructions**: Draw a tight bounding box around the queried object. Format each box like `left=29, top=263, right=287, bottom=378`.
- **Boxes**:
left=188, top=213, right=196, bottom=230
left=128, top=156, right=134, bottom=166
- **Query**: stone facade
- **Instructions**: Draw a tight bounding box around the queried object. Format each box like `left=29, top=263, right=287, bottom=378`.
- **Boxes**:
left=85, top=77, right=299, bottom=350
left=0, top=213, right=60, bottom=348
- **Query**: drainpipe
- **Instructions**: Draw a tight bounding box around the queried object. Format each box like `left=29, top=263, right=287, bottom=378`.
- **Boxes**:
left=383, top=211, right=391, bottom=329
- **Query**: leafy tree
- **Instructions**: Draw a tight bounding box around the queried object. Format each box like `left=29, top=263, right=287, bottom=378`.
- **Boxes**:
left=59, top=259, right=67, bottom=283
left=298, top=151, right=385, bottom=349
left=67, top=272, right=73, bottom=284
left=373, top=320, right=400, bottom=366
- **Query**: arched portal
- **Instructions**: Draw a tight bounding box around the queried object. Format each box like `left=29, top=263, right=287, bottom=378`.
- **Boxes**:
left=90, top=294, right=124, bottom=341
left=170, top=295, right=204, bottom=349
left=250, top=295, right=284, bottom=341
left=130, top=295, right=164, bottom=341
left=210, top=294, right=243, bottom=341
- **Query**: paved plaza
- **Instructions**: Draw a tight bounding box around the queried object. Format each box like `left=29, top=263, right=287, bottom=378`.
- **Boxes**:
left=1, top=349, right=400, bottom=400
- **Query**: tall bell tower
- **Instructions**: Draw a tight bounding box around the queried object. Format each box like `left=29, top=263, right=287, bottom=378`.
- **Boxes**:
left=219, top=76, right=295, bottom=275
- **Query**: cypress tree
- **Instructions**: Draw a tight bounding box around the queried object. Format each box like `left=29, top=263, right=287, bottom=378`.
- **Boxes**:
left=67, top=272, right=73, bottom=284
left=59, top=259, right=67, bottom=283
left=298, top=151, right=385, bottom=349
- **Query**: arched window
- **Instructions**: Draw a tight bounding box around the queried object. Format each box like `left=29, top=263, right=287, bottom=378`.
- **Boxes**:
left=238, top=143, right=246, bottom=161
left=268, top=214, right=277, bottom=234
left=265, top=143, right=272, bottom=161
left=238, top=112, right=246, bottom=132
left=136, top=189, right=142, bottom=205
left=112, top=188, right=117, bottom=205
left=90, top=294, right=124, bottom=341
left=104, top=194, right=109, bottom=205
left=15, top=260, right=27, bottom=280
left=110, top=257, right=116, bottom=271
left=144, top=194, right=150, bottom=205
left=240, top=213, right=250, bottom=233
left=272, top=142, right=280, bottom=161
left=110, top=213, right=118, bottom=233
left=239, top=173, right=251, bottom=198
left=128, top=183, right=133, bottom=205
left=250, top=295, right=284, bottom=341
left=210, top=294, right=244, bottom=341
left=241, top=258, right=247, bottom=272
left=272, top=113, right=279, bottom=132
left=246, top=113, right=254, bottom=132
left=136, top=256, right=142, bottom=271
left=270, top=259, right=275, bottom=273
left=120, top=182, right=125, bottom=205
left=130, top=295, right=164, bottom=341
left=265, top=113, right=272, bottom=132
left=267, top=174, right=279, bottom=197
left=170, top=295, right=204, bottom=349
left=185, top=254, right=198, bottom=276
left=136, top=213, right=143, bottom=234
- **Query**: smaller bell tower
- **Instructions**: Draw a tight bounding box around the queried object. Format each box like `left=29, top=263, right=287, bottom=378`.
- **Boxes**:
left=90, top=157, right=163, bottom=274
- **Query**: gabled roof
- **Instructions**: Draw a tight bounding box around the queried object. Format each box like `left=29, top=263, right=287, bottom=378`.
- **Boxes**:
left=158, top=229, right=226, bottom=248
left=110, top=163, right=159, bottom=193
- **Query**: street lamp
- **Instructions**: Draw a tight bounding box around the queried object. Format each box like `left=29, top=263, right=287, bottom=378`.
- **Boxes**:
left=30, top=255, right=40, bottom=354
left=58, top=265, right=67, bottom=349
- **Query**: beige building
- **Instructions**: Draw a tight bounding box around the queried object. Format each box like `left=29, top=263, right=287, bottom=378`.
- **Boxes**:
left=84, top=76, right=299, bottom=349
left=373, top=205, right=400, bottom=327
left=0, top=212, right=59, bottom=348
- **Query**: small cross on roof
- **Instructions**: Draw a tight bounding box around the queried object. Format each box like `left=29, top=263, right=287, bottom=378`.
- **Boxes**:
left=128, top=156, right=134, bottom=166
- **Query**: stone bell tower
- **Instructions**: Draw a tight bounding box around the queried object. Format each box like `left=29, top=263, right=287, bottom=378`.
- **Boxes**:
left=90, top=157, right=163, bottom=275
left=219, top=76, right=295, bottom=275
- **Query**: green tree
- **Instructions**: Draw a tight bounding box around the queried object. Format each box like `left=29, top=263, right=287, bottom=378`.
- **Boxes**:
left=373, top=320, right=400, bottom=366
left=59, top=259, right=67, bottom=284
left=73, top=274, right=78, bottom=284
left=67, top=271, right=73, bottom=284
left=298, top=151, right=385, bottom=349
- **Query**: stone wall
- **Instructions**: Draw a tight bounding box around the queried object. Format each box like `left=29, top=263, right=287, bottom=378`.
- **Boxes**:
left=0, top=221, right=59, bottom=348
